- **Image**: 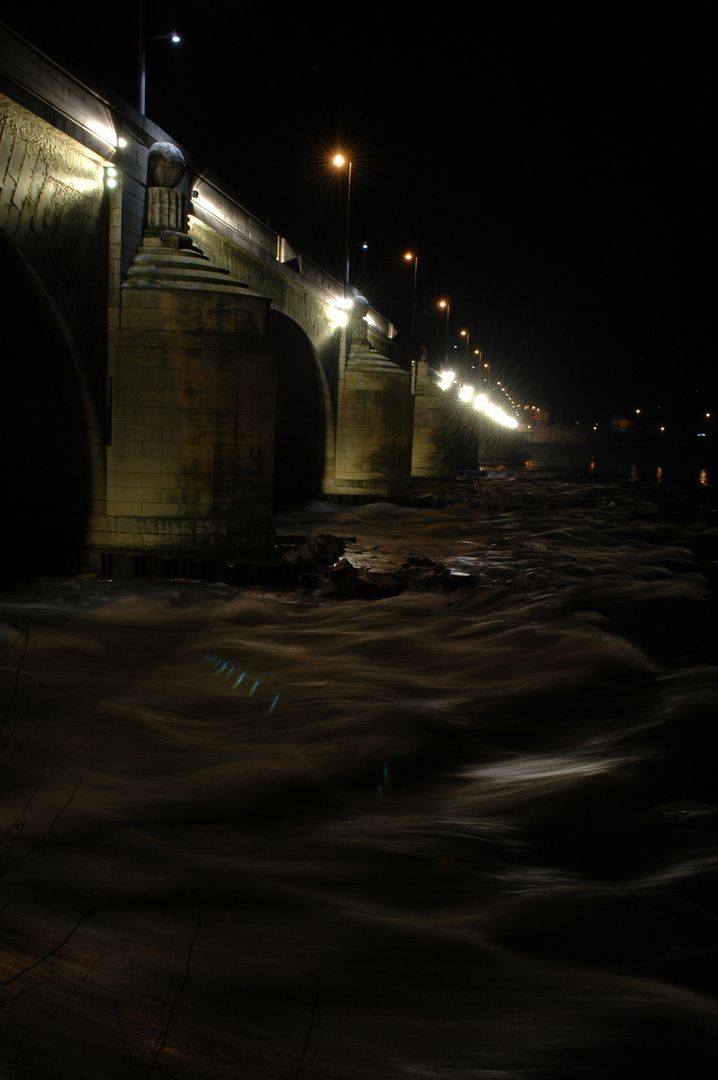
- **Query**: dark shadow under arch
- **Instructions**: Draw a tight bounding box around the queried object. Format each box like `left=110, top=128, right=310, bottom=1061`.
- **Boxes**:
left=0, top=231, right=102, bottom=582
left=270, top=311, right=328, bottom=508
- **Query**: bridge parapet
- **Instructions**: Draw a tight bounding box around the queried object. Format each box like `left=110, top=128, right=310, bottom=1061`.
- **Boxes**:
left=188, top=175, right=395, bottom=339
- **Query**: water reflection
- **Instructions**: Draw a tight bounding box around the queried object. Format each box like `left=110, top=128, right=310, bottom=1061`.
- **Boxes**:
left=525, top=455, right=712, bottom=486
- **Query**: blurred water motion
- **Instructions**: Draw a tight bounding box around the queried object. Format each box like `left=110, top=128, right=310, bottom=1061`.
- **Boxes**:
left=1, top=469, right=717, bottom=1078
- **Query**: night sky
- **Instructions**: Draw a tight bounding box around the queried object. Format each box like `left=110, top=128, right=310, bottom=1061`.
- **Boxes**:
left=3, top=3, right=713, bottom=427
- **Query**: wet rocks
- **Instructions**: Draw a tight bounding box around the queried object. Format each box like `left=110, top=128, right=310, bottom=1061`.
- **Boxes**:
left=279, top=533, right=476, bottom=599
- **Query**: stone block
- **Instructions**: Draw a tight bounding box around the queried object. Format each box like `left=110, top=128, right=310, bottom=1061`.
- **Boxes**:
left=108, top=507, right=143, bottom=521
left=113, top=388, right=144, bottom=408
left=141, top=407, right=172, bottom=427
left=160, top=457, right=182, bottom=473
left=138, top=439, right=168, bottom=458
left=161, top=424, right=181, bottom=443
left=141, top=502, right=179, bottom=517
left=114, top=406, right=144, bottom=425
left=108, top=443, right=143, bottom=461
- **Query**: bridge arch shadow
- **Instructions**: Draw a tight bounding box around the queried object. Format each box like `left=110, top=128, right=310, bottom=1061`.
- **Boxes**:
left=271, top=310, right=330, bottom=509
left=0, top=231, right=104, bottom=581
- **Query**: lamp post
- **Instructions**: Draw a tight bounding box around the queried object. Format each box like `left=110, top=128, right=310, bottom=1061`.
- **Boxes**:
left=439, top=300, right=450, bottom=364
left=460, top=330, right=470, bottom=377
left=333, top=154, right=352, bottom=294
left=137, top=0, right=181, bottom=115
left=404, top=252, right=418, bottom=336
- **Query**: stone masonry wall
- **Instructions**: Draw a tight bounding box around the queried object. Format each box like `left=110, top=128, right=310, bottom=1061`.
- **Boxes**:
left=0, top=94, right=112, bottom=431
left=411, top=354, right=458, bottom=478
left=102, top=250, right=277, bottom=559
left=328, top=352, right=414, bottom=497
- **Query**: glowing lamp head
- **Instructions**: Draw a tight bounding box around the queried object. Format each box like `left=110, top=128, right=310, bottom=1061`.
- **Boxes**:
left=333, top=154, right=345, bottom=166
left=327, top=304, right=348, bottom=328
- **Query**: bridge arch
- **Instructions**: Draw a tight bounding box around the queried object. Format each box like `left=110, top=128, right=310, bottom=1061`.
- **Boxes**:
left=270, top=310, right=334, bottom=507
left=0, top=231, right=105, bottom=579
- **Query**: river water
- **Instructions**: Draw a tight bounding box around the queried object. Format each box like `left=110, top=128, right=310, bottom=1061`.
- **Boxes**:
left=1, top=461, right=717, bottom=1078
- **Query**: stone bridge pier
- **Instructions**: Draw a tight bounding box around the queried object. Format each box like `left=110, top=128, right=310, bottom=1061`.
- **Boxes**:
left=324, top=297, right=414, bottom=500
left=102, top=143, right=276, bottom=561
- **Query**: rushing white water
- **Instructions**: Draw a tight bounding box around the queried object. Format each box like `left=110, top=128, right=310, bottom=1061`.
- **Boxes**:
left=1, top=468, right=717, bottom=1078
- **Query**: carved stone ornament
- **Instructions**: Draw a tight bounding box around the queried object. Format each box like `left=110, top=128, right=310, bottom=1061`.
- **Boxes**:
left=148, top=142, right=186, bottom=188
left=351, top=295, right=370, bottom=343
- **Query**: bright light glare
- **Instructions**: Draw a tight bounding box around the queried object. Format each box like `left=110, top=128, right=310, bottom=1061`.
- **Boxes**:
left=191, top=192, right=217, bottom=215
left=73, top=178, right=100, bottom=192
left=470, top=392, right=517, bottom=426
left=327, top=305, right=348, bottom=327
left=436, top=366, right=522, bottom=429
left=87, top=120, right=117, bottom=146
left=333, top=154, right=345, bottom=166
left=488, top=403, right=518, bottom=428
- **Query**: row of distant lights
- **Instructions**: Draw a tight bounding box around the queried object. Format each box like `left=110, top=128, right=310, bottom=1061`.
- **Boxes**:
left=438, top=372, right=519, bottom=428
left=324, top=307, right=526, bottom=431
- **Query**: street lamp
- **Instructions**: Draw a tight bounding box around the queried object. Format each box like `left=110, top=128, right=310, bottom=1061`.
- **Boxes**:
left=404, top=252, right=418, bottom=336
left=439, top=300, right=450, bottom=364
left=460, top=330, right=470, bottom=375
left=333, top=154, right=352, bottom=293
left=137, top=0, right=180, bottom=114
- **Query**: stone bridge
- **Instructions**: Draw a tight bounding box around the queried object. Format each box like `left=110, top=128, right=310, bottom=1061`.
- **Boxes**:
left=0, top=23, right=456, bottom=577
